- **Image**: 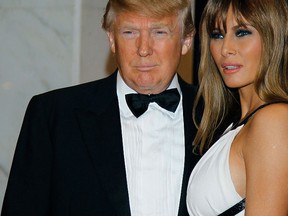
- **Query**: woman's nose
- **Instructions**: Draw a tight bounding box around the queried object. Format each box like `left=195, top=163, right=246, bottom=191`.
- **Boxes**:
left=221, top=37, right=237, bottom=57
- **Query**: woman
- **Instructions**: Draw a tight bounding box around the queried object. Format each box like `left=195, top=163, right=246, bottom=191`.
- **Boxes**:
left=187, top=0, right=288, bottom=215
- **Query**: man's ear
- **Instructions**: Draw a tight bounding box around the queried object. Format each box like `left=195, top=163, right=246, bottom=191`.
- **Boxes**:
left=181, top=35, right=193, bottom=55
left=107, top=31, right=116, bottom=53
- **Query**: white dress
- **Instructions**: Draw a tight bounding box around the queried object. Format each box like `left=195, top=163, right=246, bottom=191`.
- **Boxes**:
left=186, top=125, right=245, bottom=216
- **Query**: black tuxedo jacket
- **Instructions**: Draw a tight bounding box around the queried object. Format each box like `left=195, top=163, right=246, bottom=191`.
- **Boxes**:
left=2, top=72, right=200, bottom=216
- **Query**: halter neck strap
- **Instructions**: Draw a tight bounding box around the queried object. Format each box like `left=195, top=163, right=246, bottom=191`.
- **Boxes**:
left=232, top=101, right=288, bottom=129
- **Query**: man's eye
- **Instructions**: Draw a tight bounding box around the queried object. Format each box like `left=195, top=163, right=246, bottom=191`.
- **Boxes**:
left=210, top=31, right=223, bottom=39
left=121, top=30, right=138, bottom=38
left=122, top=30, right=134, bottom=35
left=152, top=29, right=169, bottom=37
left=236, top=29, right=252, bottom=37
left=156, top=30, right=168, bottom=34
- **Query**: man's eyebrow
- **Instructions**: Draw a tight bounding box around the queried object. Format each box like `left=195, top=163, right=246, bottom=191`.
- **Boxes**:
left=151, top=23, right=177, bottom=32
left=118, top=22, right=138, bottom=28
left=116, top=20, right=176, bottom=32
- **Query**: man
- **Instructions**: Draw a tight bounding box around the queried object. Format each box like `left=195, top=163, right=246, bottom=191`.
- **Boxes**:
left=1, top=0, right=200, bottom=215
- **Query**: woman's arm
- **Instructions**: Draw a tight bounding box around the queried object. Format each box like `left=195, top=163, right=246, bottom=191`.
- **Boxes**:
left=244, top=103, right=288, bottom=215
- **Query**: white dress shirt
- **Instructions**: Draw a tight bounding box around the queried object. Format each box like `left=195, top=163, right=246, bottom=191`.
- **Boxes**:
left=117, top=72, right=185, bottom=216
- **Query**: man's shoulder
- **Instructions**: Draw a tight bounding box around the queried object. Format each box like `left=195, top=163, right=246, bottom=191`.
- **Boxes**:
left=177, top=76, right=198, bottom=97
left=30, top=73, right=117, bottom=109
left=38, top=73, right=116, bottom=99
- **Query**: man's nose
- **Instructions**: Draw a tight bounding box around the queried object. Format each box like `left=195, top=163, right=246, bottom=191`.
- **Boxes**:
left=137, top=32, right=153, bottom=57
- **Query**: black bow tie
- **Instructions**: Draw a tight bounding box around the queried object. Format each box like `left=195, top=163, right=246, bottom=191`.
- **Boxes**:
left=125, top=88, right=180, bottom=118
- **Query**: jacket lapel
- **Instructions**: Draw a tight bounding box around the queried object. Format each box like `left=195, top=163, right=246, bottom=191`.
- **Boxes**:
left=76, top=73, right=131, bottom=216
left=177, top=77, right=201, bottom=216
left=76, top=73, right=201, bottom=216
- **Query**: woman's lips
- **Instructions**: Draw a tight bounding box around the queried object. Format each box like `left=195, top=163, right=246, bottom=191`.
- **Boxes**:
left=221, top=64, right=242, bottom=74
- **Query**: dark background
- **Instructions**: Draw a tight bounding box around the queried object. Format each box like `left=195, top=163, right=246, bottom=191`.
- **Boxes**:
left=193, top=0, right=208, bottom=85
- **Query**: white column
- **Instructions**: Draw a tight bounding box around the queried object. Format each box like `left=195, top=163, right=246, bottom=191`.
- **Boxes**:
left=0, top=0, right=81, bottom=209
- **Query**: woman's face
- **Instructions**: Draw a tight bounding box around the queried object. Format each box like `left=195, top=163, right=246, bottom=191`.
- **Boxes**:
left=210, top=6, right=262, bottom=90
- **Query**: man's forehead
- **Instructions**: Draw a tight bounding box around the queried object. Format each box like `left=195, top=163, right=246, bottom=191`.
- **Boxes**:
left=115, top=12, right=179, bottom=27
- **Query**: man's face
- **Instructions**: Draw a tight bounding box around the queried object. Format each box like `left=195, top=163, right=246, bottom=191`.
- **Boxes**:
left=107, top=11, right=192, bottom=94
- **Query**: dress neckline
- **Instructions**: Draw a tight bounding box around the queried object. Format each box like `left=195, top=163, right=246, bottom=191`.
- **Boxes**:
left=231, top=101, right=288, bottom=130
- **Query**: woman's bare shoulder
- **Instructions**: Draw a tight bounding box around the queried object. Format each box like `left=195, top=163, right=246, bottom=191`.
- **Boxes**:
left=243, top=102, right=288, bottom=151
left=249, top=103, right=288, bottom=133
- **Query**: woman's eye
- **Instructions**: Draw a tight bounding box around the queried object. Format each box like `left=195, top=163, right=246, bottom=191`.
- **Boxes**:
left=236, top=29, right=252, bottom=37
left=210, top=31, right=223, bottom=39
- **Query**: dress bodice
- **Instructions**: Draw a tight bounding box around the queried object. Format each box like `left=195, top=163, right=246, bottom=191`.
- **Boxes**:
left=187, top=102, right=288, bottom=216
left=186, top=125, right=244, bottom=216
